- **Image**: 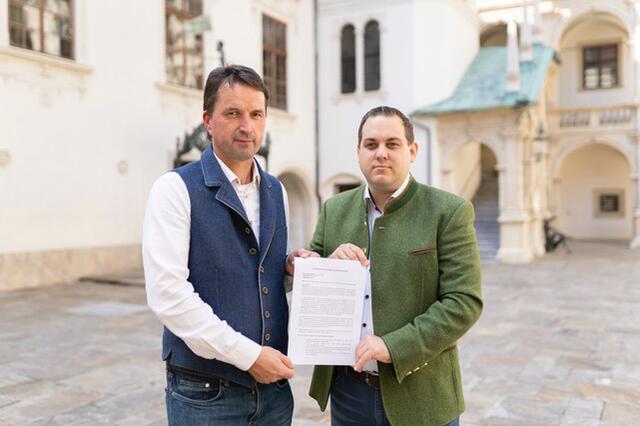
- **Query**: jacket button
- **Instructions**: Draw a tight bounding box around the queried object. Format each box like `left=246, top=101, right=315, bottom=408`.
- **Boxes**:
left=245, top=227, right=251, bottom=234
left=259, top=266, right=265, bottom=273
left=265, top=333, right=271, bottom=341
left=249, top=248, right=257, bottom=255
left=264, top=310, right=271, bottom=318
left=262, top=286, right=269, bottom=294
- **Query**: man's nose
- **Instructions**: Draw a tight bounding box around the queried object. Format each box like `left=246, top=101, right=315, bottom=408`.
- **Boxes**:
left=239, top=114, right=253, bottom=131
left=375, top=145, right=388, bottom=158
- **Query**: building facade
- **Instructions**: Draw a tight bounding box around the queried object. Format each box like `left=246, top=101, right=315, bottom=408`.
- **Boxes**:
left=0, top=0, right=316, bottom=290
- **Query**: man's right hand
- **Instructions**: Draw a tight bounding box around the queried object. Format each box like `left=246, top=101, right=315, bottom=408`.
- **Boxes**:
left=247, top=346, right=295, bottom=383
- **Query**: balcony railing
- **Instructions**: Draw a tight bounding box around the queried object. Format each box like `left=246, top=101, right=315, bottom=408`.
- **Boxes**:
left=549, top=106, right=636, bottom=130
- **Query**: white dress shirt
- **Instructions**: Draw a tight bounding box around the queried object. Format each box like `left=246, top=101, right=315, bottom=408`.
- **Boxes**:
left=361, top=173, right=411, bottom=373
left=142, top=153, right=289, bottom=372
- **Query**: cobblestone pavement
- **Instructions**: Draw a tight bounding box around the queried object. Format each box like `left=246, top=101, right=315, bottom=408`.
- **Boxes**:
left=0, top=241, right=639, bottom=425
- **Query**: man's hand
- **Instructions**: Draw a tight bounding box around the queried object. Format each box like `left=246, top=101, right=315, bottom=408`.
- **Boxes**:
left=286, top=248, right=320, bottom=276
left=354, top=335, right=391, bottom=372
left=248, top=347, right=295, bottom=383
left=330, top=243, right=369, bottom=267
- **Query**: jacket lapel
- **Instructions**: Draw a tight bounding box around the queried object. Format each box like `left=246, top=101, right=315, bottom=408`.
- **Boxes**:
left=257, top=162, right=276, bottom=260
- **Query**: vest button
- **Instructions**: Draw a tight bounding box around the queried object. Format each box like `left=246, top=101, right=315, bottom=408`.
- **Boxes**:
left=245, top=227, right=251, bottom=234
left=264, top=333, right=271, bottom=341
left=262, top=286, right=269, bottom=295
left=264, top=310, right=271, bottom=318
left=259, top=266, right=265, bottom=273
left=249, top=248, right=257, bottom=255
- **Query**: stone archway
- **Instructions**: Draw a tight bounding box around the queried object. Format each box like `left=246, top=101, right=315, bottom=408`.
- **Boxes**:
left=443, top=141, right=501, bottom=260
left=553, top=142, right=633, bottom=241
left=278, top=171, right=314, bottom=250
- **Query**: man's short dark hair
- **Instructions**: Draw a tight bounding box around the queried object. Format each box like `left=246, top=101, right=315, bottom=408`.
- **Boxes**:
left=357, top=106, right=415, bottom=146
left=202, top=65, right=270, bottom=114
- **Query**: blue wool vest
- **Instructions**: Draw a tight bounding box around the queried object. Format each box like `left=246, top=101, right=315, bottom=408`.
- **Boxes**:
left=162, top=146, right=289, bottom=387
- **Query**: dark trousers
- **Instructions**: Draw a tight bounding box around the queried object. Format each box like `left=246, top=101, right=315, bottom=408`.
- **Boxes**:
left=165, top=365, right=293, bottom=426
left=330, top=367, right=460, bottom=426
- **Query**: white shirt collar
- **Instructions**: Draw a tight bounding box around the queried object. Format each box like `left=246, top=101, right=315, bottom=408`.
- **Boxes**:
left=364, top=173, right=412, bottom=207
left=213, top=150, right=260, bottom=187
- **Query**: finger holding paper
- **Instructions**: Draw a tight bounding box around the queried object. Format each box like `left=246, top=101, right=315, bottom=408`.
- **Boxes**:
left=286, top=248, right=320, bottom=275
left=354, top=335, right=391, bottom=372
left=329, top=243, right=369, bottom=266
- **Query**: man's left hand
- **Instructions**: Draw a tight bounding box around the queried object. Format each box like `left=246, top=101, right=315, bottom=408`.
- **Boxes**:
left=354, top=335, right=391, bottom=372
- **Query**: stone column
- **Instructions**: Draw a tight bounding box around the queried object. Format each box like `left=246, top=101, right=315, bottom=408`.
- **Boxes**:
left=355, top=27, right=364, bottom=94
left=631, top=135, right=640, bottom=248
left=497, top=131, right=534, bottom=264
left=0, top=0, right=9, bottom=47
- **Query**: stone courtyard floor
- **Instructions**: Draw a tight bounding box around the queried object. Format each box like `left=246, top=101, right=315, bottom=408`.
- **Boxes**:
left=0, top=241, right=639, bottom=425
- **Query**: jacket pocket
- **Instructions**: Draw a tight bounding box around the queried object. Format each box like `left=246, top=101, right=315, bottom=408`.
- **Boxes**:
left=408, top=246, right=437, bottom=256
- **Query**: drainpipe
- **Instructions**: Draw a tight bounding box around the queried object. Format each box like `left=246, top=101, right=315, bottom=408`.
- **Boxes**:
left=313, top=0, right=322, bottom=208
left=412, top=121, right=432, bottom=186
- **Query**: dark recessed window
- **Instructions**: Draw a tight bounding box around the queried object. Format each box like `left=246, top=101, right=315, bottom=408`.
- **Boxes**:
left=165, top=0, right=204, bottom=89
left=263, top=14, right=287, bottom=110
left=594, top=189, right=624, bottom=218
left=9, top=0, right=73, bottom=59
left=600, top=194, right=620, bottom=213
left=583, top=44, right=618, bottom=90
left=335, top=183, right=360, bottom=193
left=341, top=24, right=356, bottom=94
left=364, top=20, right=380, bottom=91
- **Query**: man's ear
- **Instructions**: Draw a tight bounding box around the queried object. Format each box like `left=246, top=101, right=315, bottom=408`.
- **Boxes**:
left=202, top=111, right=212, bottom=135
left=410, top=142, right=419, bottom=162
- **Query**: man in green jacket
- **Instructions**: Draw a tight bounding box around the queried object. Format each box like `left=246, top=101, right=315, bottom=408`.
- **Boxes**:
left=307, top=106, right=483, bottom=425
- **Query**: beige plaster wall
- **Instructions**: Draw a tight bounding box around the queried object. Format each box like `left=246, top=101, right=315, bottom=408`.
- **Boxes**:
left=556, top=143, right=633, bottom=240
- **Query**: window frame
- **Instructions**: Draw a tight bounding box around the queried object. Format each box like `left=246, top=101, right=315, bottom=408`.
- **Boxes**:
left=165, top=0, right=205, bottom=90
left=582, top=43, right=620, bottom=90
left=593, top=188, right=625, bottom=218
left=262, top=13, right=287, bottom=111
left=8, top=0, right=75, bottom=60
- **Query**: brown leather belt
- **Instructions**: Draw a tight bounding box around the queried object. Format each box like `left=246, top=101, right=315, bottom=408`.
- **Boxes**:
left=343, top=344, right=457, bottom=390
left=345, top=367, right=380, bottom=389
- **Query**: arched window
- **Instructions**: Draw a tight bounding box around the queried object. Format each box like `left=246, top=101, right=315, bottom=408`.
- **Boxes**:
left=340, top=24, right=356, bottom=94
left=364, top=20, right=380, bottom=91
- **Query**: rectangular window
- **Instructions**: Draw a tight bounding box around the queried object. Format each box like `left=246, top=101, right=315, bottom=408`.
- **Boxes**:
left=165, top=0, right=204, bottom=89
left=583, top=44, right=618, bottom=90
left=594, top=189, right=624, bottom=218
left=262, top=14, right=287, bottom=110
left=9, top=0, right=73, bottom=59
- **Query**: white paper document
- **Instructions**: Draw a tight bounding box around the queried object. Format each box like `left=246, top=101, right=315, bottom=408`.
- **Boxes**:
left=288, top=257, right=367, bottom=365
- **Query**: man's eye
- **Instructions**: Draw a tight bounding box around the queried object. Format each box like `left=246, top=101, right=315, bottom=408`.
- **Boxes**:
left=227, top=111, right=238, bottom=117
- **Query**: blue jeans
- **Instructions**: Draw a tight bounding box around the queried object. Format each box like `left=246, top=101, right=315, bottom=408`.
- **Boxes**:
left=330, top=367, right=460, bottom=426
left=165, top=365, right=293, bottom=426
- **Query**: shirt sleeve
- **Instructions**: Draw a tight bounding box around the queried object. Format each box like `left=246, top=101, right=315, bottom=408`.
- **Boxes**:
left=142, top=172, right=262, bottom=371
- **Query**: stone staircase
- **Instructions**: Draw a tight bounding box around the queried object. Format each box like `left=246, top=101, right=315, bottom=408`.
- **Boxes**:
left=472, top=175, right=500, bottom=262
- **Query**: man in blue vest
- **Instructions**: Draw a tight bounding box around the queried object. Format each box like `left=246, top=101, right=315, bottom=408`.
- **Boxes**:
left=143, top=65, right=315, bottom=425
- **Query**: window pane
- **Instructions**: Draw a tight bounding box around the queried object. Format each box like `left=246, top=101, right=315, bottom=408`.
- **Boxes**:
left=364, top=20, right=380, bottom=91
left=45, top=0, right=71, bottom=15
left=341, top=25, right=356, bottom=93
left=600, top=194, right=620, bottom=212
left=165, top=1, right=203, bottom=89
left=583, top=44, right=618, bottom=89
left=9, top=2, right=41, bottom=52
left=263, top=15, right=287, bottom=109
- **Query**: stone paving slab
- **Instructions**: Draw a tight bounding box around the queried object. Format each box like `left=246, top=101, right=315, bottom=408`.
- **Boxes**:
left=0, top=241, right=639, bottom=425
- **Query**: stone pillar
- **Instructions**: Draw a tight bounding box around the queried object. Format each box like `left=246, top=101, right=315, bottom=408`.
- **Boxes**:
left=0, top=0, right=9, bottom=47
left=631, top=135, right=640, bottom=248
left=497, top=133, right=534, bottom=263
left=355, top=27, right=364, bottom=94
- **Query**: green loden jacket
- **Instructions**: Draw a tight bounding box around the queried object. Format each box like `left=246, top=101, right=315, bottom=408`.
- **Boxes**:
left=308, top=177, right=483, bottom=426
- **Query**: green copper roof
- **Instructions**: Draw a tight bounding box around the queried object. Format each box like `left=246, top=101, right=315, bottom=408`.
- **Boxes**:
left=413, top=43, right=556, bottom=116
